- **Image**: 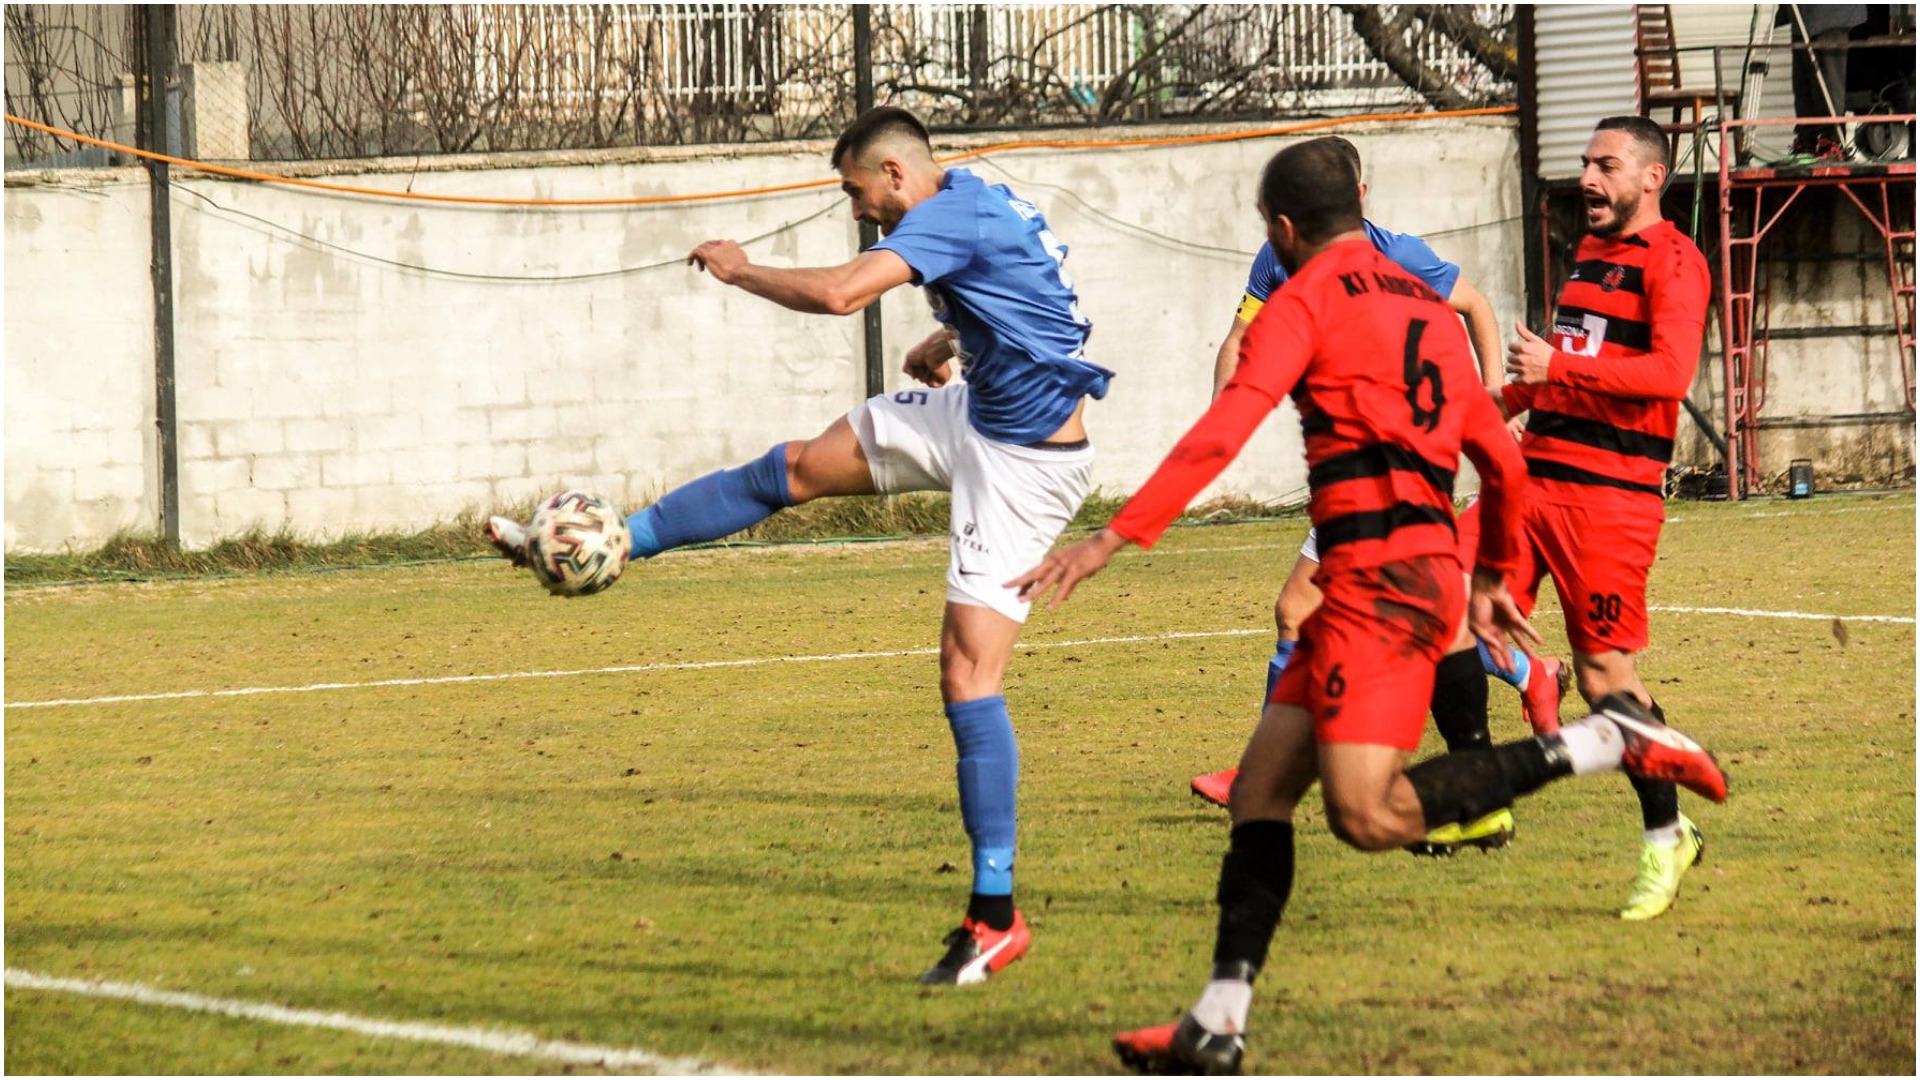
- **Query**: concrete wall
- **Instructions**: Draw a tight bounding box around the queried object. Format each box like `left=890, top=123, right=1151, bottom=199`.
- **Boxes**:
left=4, top=118, right=1531, bottom=552
left=1677, top=189, right=1917, bottom=487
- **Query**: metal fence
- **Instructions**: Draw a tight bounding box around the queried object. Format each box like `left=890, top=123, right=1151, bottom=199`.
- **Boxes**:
left=4, top=4, right=1516, bottom=167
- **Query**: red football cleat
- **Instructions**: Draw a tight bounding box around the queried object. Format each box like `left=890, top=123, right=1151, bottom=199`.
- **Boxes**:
left=1599, top=694, right=1729, bottom=803
left=1113, top=1015, right=1245, bottom=1075
left=918, top=910, right=1029, bottom=986
left=1190, top=768, right=1237, bottom=809
left=1521, top=655, right=1570, bottom=735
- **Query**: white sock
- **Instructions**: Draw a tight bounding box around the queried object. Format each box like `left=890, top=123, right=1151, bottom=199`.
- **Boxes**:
left=1644, top=821, right=1684, bottom=847
left=1192, top=978, right=1253, bottom=1035
left=1557, top=713, right=1626, bottom=775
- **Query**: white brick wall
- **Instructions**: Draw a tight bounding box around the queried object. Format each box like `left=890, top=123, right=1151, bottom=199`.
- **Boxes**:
left=9, top=118, right=1894, bottom=553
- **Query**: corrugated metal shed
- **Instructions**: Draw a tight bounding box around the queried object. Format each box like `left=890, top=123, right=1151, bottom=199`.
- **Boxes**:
left=1534, top=5, right=1640, bottom=181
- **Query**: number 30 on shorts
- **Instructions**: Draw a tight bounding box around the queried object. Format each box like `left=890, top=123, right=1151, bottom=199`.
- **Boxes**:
left=1587, top=592, right=1624, bottom=622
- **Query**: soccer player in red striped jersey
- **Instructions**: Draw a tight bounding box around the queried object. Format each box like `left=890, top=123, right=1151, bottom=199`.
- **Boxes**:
left=1189, top=137, right=1573, bottom=847
left=1502, top=116, right=1715, bottom=922
left=1011, top=139, right=1728, bottom=1075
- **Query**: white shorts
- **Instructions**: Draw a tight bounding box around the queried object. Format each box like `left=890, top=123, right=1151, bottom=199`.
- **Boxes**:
left=851, top=384, right=1094, bottom=623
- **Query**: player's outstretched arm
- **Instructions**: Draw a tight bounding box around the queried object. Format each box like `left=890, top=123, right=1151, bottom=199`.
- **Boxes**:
left=1447, top=278, right=1504, bottom=389
left=688, top=242, right=914, bottom=316
left=1008, top=528, right=1130, bottom=609
left=1209, top=318, right=1251, bottom=400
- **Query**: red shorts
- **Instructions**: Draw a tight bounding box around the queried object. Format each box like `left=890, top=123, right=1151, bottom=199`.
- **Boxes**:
left=1269, top=555, right=1464, bottom=751
left=1512, top=500, right=1661, bottom=653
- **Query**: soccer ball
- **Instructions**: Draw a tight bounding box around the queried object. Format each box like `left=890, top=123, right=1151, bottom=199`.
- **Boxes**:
left=526, top=491, right=631, bottom=597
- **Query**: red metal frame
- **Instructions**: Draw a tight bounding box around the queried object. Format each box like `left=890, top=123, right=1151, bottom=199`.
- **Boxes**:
left=1714, top=113, right=1916, bottom=498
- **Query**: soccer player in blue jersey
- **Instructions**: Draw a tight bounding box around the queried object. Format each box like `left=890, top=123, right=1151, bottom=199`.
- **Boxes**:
left=1188, top=137, right=1571, bottom=858
left=490, top=106, right=1110, bottom=986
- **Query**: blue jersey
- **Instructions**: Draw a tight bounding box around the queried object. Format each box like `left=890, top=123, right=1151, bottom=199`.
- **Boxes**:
left=1237, top=219, right=1460, bottom=321
left=872, top=168, right=1111, bottom=444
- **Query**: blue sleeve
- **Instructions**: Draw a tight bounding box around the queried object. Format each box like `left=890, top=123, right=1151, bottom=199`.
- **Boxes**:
left=1245, top=242, right=1287, bottom=302
left=871, top=189, right=978, bottom=285
left=1380, top=232, right=1461, bottom=299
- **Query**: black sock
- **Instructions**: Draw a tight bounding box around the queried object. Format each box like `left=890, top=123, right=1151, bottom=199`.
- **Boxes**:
left=1629, top=699, right=1681, bottom=830
left=1430, top=649, right=1491, bottom=752
left=1212, top=820, right=1294, bottom=977
left=967, top=893, right=1015, bottom=931
left=1404, top=738, right=1569, bottom=830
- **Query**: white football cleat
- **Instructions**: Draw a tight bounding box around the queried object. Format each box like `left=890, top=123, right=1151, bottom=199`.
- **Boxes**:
left=487, top=515, right=531, bottom=568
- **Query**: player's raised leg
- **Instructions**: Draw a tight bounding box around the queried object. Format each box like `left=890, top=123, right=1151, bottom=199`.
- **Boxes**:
left=489, top=414, right=877, bottom=565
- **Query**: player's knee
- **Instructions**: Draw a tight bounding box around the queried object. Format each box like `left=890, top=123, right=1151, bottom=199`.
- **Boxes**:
left=1323, top=798, right=1401, bottom=852
left=939, top=652, right=1001, bottom=703
left=782, top=440, right=825, bottom=504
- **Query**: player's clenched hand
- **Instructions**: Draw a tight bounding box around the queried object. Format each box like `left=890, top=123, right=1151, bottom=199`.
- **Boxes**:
left=1505, top=322, right=1554, bottom=385
left=1007, top=528, right=1130, bottom=609
left=1468, top=567, right=1542, bottom=673
left=688, top=240, right=750, bottom=284
left=903, top=331, right=955, bottom=388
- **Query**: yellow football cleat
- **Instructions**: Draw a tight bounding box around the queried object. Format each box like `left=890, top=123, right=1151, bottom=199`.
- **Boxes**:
left=1407, top=807, right=1515, bottom=857
left=1619, top=815, right=1705, bottom=921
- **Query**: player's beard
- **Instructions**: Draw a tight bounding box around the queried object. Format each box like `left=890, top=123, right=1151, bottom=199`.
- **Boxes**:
left=1587, top=190, right=1640, bottom=238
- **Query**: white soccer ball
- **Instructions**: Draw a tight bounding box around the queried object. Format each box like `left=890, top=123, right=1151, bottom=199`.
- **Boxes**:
left=526, top=490, right=631, bottom=597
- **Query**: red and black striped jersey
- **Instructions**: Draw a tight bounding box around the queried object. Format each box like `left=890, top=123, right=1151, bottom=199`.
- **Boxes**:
left=1502, top=219, right=1710, bottom=512
left=1110, top=239, right=1526, bottom=579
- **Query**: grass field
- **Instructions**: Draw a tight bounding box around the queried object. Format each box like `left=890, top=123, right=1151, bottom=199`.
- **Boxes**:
left=5, top=493, right=1915, bottom=1074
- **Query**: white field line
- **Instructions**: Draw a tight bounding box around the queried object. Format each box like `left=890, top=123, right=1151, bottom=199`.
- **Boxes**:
left=0, top=629, right=1265, bottom=710
left=5, top=604, right=1912, bottom=713
left=2, top=968, right=741, bottom=1075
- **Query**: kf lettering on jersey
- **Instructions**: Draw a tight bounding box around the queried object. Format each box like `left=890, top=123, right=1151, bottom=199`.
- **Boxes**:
left=1553, top=311, right=1609, bottom=357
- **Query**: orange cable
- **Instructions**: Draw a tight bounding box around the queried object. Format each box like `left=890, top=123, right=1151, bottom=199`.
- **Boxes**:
left=5, top=105, right=1515, bottom=209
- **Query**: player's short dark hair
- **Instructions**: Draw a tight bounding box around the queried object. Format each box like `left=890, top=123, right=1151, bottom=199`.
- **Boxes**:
left=1312, top=135, right=1363, bottom=179
left=1594, top=115, right=1671, bottom=170
left=1258, top=139, right=1363, bottom=244
left=831, top=106, right=931, bottom=169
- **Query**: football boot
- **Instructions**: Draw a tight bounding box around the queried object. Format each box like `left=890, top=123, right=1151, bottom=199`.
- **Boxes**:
left=1598, top=694, right=1729, bottom=803
left=1113, top=1015, right=1245, bottom=1076
left=1520, top=655, right=1571, bottom=735
left=918, top=909, right=1029, bottom=986
left=486, top=515, right=530, bottom=568
left=1189, top=768, right=1237, bottom=809
left=1620, top=815, right=1705, bottom=921
left=1406, top=806, right=1515, bottom=857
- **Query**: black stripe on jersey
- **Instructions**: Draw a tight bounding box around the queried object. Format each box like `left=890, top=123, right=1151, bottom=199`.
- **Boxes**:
left=1567, top=259, right=1646, bottom=296
left=1300, top=406, right=1335, bottom=437
left=1527, top=409, right=1674, bottom=463
left=1526, top=457, right=1663, bottom=496
left=1316, top=503, right=1456, bottom=555
left=1552, top=304, right=1652, bottom=352
left=1307, top=444, right=1456, bottom=500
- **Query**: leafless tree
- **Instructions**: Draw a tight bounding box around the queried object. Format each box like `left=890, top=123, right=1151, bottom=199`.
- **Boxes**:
left=4, top=5, right=1515, bottom=166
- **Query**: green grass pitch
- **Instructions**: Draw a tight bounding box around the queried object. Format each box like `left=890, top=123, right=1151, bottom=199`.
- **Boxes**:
left=5, top=493, right=1914, bottom=1074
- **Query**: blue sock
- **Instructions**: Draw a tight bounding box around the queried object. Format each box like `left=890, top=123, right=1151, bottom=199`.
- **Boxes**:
left=1477, top=640, right=1530, bottom=690
left=1263, top=639, right=1298, bottom=703
left=944, top=695, right=1018, bottom=897
left=627, top=443, right=793, bottom=558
